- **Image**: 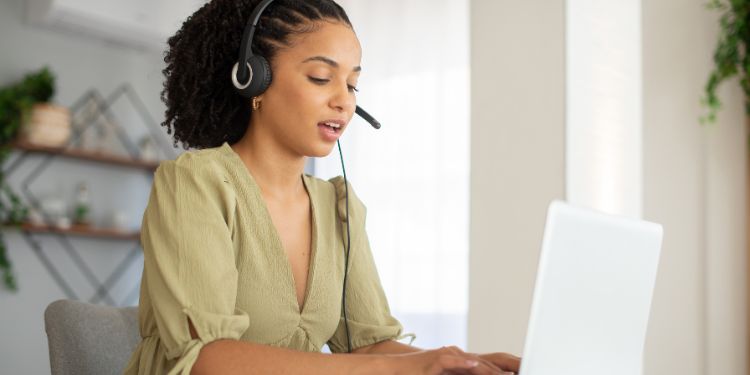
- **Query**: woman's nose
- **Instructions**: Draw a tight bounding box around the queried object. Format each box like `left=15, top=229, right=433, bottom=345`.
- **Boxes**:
left=330, top=84, right=355, bottom=114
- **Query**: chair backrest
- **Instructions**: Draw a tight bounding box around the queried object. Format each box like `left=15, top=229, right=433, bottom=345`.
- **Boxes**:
left=44, top=299, right=140, bottom=375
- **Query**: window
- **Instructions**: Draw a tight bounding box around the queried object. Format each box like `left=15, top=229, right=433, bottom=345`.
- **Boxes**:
left=314, top=0, right=471, bottom=349
left=566, top=0, right=643, bottom=217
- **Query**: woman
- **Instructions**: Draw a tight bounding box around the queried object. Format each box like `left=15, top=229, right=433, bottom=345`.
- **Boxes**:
left=124, top=0, right=520, bottom=374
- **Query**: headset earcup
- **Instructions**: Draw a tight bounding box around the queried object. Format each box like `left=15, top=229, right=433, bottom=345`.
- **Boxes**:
left=242, top=55, right=272, bottom=98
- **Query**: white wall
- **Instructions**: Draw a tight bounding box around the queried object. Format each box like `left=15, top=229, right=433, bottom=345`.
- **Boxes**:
left=642, top=1, right=748, bottom=374
left=0, top=0, right=169, bottom=373
left=467, top=0, right=566, bottom=354
left=469, top=1, right=748, bottom=374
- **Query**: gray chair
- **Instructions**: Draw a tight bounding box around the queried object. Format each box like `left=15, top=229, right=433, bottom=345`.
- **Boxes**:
left=44, top=299, right=140, bottom=375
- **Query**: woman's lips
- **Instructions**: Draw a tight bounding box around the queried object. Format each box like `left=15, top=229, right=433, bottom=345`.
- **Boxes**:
left=318, top=122, right=342, bottom=142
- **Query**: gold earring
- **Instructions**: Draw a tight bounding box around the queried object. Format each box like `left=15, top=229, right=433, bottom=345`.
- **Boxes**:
left=251, top=97, right=262, bottom=111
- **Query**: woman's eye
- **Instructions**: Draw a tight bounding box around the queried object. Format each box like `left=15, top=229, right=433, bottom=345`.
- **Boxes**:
left=308, top=77, right=329, bottom=84
left=308, top=77, right=358, bottom=93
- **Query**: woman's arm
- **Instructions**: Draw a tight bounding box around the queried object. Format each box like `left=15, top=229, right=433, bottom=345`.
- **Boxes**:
left=192, top=340, right=498, bottom=375
left=189, top=319, right=388, bottom=375
left=192, top=339, right=388, bottom=375
left=353, top=340, right=423, bottom=355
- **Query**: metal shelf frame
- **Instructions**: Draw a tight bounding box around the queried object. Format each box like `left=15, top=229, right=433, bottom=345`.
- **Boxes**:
left=4, top=84, right=177, bottom=306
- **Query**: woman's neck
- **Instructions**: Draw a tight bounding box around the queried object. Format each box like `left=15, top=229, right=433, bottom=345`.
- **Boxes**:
left=230, top=123, right=307, bottom=202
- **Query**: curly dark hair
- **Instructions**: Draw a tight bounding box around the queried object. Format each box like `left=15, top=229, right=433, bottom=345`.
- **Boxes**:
left=162, top=0, right=352, bottom=150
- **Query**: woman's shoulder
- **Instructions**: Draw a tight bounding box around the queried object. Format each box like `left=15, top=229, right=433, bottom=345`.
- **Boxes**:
left=156, top=143, right=235, bottom=179
left=150, top=144, right=238, bottom=199
left=304, top=174, right=351, bottom=199
left=305, top=174, right=367, bottom=222
left=145, top=145, right=237, bottom=219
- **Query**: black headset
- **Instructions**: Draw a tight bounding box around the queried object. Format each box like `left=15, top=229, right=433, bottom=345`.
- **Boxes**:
left=231, top=0, right=381, bottom=129
left=232, top=0, right=382, bottom=353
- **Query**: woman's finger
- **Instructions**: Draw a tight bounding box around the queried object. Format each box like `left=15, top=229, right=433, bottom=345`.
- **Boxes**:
left=431, top=355, right=479, bottom=374
left=436, top=347, right=506, bottom=375
left=497, top=353, right=521, bottom=372
left=477, top=357, right=503, bottom=373
left=449, top=360, right=506, bottom=375
left=481, top=353, right=521, bottom=372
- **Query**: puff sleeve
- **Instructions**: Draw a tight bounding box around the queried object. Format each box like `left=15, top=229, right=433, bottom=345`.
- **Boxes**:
left=140, top=160, right=249, bottom=374
left=326, top=176, right=407, bottom=353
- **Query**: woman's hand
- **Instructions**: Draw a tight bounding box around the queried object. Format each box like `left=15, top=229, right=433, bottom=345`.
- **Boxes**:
left=387, top=346, right=515, bottom=375
left=475, top=352, right=521, bottom=374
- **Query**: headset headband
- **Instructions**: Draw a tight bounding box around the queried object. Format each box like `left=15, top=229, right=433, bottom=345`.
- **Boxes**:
left=235, top=0, right=275, bottom=84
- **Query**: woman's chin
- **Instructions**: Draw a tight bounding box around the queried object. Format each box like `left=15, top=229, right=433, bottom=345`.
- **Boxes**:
left=306, top=143, right=337, bottom=158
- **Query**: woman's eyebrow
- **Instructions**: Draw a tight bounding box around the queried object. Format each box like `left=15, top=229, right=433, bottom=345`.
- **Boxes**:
left=302, top=56, right=362, bottom=72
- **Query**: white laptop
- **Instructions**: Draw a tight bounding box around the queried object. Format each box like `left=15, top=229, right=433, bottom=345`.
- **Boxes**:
left=518, top=201, right=663, bottom=375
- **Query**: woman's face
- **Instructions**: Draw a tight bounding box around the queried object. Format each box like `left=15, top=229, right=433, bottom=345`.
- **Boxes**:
left=255, top=20, right=362, bottom=158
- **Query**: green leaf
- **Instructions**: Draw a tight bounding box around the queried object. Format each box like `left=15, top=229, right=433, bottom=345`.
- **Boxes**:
left=702, top=0, right=750, bottom=125
left=0, top=66, right=56, bottom=291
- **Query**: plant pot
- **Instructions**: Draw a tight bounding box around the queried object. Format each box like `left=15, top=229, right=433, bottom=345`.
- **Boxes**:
left=19, top=103, right=71, bottom=147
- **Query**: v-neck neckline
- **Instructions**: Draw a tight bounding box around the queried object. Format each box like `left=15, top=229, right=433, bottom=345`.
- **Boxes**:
left=222, top=142, right=318, bottom=315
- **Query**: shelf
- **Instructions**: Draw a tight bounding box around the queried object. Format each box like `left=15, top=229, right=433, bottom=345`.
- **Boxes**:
left=12, top=140, right=160, bottom=171
left=3, top=85, right=171, bottom=306
left=18, top=222, right=140, bottom=241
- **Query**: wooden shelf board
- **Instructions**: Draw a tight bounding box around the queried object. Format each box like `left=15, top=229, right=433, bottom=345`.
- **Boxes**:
left=12, top=141, right=160, bottom=171
left=17, top=222, right=140, bottom=241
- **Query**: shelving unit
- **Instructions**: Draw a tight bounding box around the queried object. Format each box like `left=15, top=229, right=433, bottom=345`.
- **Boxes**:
left=12, top=140, right=159, bottom=171
left=20, top=222, right=140, bottom=241
left=3, top=84, right=177, bottom=306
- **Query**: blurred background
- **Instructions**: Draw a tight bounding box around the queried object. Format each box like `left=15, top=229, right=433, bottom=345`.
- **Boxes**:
left=0, top=0, right=747, bottom=374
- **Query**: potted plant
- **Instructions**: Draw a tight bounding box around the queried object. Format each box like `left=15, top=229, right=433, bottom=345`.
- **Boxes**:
left=0, top=67, right=56, bottom=291
left=702, top=0, right=750, bottom=131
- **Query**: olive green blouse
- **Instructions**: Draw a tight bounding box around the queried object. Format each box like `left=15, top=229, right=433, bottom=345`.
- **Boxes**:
left=123, top=142, right=404, bottom=375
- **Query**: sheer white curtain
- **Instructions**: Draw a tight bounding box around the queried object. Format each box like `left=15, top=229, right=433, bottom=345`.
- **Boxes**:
left=314, top=0, right=470, bottom=349
left=566, top=0, right=643, bottom=217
